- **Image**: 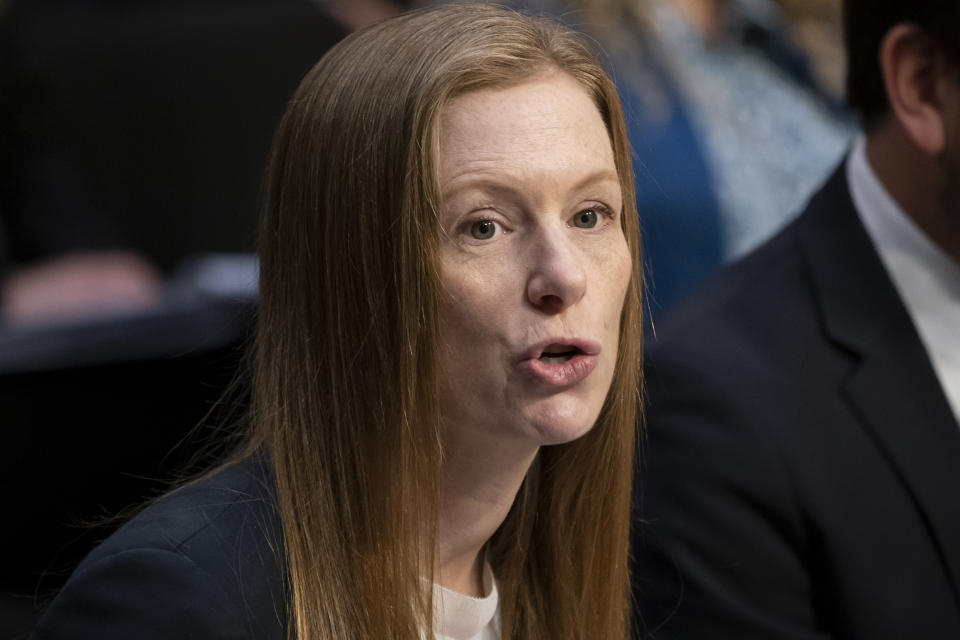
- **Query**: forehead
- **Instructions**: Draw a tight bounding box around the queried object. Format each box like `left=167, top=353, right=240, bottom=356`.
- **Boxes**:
left=436, top=72, right=616, bottom=187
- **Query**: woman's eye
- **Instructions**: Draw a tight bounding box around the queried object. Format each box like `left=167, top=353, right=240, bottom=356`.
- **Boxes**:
left=470, top=219, right=499, bottom=239
left=572, top=208, right=599, bottom=229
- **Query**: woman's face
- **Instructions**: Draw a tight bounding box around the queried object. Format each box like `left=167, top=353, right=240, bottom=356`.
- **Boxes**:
left=435, top=71, right=632, bottom=450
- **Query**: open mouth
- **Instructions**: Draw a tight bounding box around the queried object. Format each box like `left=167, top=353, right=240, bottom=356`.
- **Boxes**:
left=538, top=344, right=583, bottom=364
left=523, top=339, right=599, bottom=386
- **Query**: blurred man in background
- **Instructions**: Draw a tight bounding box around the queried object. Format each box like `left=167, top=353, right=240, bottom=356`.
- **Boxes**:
left=633, top=0, right=960, bottom=637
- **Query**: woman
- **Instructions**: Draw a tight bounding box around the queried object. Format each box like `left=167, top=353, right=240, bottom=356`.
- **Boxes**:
left=32, top=4, right=643, bottom=639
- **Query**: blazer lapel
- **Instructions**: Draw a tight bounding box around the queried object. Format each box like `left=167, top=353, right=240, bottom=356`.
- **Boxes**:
left=800, top=163, right=960, bottom=606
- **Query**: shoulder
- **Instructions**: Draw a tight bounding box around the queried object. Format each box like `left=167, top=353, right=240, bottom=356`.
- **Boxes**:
left=91, top=454, right=283, bottom=581
left=645, top=163, right=866, bottom=423
left=633, top=178, right=850, bottom=638
left=639, top=170, right=859, bottom=507
left=32, top=455, right=286, bottom=640
left=648, top=162, right=853, bottom=373
left=641, top=207, right=815, bottom=461
left=649, top=211, right=813, bottom=378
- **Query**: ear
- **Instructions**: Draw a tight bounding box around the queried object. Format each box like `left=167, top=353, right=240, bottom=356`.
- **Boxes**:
left=879, top=24, right=948, bottom=155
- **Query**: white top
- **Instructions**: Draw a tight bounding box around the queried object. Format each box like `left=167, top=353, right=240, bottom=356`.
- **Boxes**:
left=433, top=562, right=501, bottom=640
left=847, top=135, right=960, bottom=424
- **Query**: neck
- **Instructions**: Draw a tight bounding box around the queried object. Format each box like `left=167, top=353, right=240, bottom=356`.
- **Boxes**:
left=866, top=122, right=960, bottom=262
left=434, top=427, right=538, bottom=597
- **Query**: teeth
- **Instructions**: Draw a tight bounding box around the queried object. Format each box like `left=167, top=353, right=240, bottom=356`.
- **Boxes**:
left=540, top=354, right=572, bottom=364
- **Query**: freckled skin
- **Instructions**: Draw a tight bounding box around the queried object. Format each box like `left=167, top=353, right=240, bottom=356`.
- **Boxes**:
left=436, top=72, right=632, bottom=452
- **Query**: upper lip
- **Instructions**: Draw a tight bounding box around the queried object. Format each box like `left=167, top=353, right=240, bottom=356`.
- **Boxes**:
left=520, top=337, right=602, bottom=361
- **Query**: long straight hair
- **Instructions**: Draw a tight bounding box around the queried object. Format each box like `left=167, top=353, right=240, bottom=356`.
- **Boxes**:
left=243, top=4, right=644, bottom=638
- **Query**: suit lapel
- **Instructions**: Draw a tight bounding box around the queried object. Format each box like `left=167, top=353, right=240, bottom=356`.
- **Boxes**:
left=800, top=163, right=960, bottom=605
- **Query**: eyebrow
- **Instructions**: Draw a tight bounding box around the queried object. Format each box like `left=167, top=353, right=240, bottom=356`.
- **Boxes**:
left=441, top=168, right=620, bottom=202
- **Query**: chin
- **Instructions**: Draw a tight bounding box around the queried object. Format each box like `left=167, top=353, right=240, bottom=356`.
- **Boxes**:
left=523, top=397, right=603, bottom=446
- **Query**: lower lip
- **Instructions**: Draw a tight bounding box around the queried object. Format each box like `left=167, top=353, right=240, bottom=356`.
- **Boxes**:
left=522, top=354, right=598, bottom=386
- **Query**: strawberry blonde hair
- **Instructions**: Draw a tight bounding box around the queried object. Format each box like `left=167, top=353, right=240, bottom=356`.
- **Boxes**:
left=244, top=4, right=643, bottom=638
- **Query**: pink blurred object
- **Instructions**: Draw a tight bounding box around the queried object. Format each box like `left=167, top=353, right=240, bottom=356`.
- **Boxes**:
left=1, top=251, right=161, bottom=327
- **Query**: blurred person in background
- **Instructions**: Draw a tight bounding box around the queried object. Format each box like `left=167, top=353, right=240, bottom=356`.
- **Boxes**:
left=458, top=0, right=852, bottom=314
left=30, top=5, right=644, bottom=639
left=633, top=0, right=960, bottom=637
left=637, top=0, right=852, bottom=309
left=773, top=0, right=846, bottom=103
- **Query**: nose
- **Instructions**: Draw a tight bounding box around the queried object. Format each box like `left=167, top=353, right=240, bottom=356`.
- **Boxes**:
left=525, top=227, right=586, bottom=313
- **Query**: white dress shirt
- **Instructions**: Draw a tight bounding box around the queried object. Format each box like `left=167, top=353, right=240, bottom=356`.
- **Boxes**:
left=847, top=135, right=960, bottom=425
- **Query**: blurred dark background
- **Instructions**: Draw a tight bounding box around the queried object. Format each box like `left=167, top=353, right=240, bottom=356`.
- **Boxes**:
left=0, top=1, right=353, bottom=636
left=0, top=0, right=350, bottom=273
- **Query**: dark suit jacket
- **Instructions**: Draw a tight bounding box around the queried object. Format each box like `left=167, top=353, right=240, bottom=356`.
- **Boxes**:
left=632, top=164, right=960, bottom=638
left=31, top=456, right=287, bottom=639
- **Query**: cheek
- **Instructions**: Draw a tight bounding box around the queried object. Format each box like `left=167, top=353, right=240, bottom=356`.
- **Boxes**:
left=592, top=234, right=633, bottom=329
left=437, top=261, right=511, bottom=355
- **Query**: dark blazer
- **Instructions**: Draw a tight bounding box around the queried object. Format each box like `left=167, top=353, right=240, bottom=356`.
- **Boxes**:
left=632, top=164, right=960, bottom=639
left=31, top=456, right=287, bottom=640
